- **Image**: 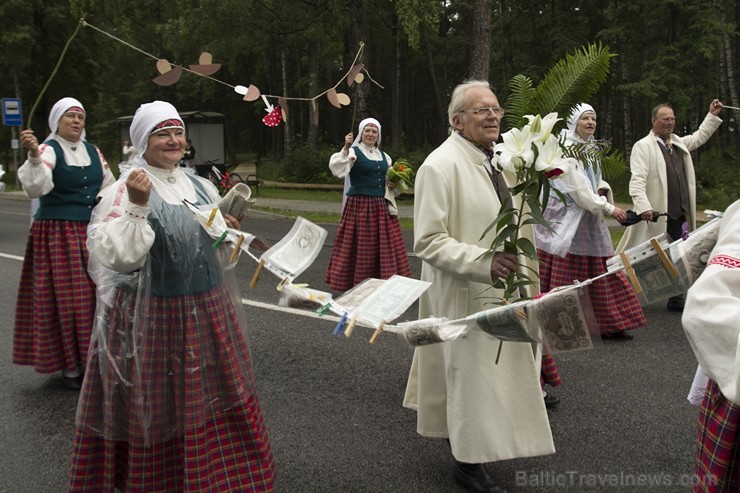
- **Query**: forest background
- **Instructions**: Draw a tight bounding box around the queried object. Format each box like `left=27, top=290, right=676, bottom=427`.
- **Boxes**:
left=1, top=0, right=739, bottom=209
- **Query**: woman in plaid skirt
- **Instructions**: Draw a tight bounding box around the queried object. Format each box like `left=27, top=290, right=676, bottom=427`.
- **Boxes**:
left=13, top=97, right=116, bottom=390
left=683, top=199, right=740, bottom=493
left=534, top=104, right=647, bottom=404
left=68, top=101, right=275, bottom=492
left=325, top=118, right=411, bottom=291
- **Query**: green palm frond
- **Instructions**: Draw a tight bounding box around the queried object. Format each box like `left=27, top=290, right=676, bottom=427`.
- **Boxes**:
left=560, top=140, right=627, bottom=179
left=530, top=42, right=615, bottom=125
left=597, top=150, right=627, bottom=181
left=502, top=75, right=535, bottom=131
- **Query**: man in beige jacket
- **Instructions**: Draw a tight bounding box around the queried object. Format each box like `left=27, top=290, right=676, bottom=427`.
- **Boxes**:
left=616, top=100, right=723, bottom=311
left=403, top=80, right=554, bottom=493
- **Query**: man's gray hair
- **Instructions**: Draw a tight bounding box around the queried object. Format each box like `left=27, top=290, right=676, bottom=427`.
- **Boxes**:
left=651, top=103, right=673, bottom=120
left=448, top=80, right=491, bottom=127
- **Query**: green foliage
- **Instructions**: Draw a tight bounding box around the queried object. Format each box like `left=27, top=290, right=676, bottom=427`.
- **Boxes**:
left=560, top=139, right=626, bottom=181
left=693, top=147, right=740, bottom=211
left=501, top=75, right=535, bottom=131
left=277, top=144, right=336, bottom=184
left=503, top=43, right=615, bottom=134
left=395, top=0, right=444, bottom=50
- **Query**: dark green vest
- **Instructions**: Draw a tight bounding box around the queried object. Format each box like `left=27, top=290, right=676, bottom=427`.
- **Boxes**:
left=35, top=139, right=104, bottom=221
left=347, top=147, right=387, bottom=197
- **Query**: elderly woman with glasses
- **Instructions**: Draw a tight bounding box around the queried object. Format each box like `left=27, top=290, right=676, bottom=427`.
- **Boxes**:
left=68, top=101, right=275, bottom=492
left=325, top=117, right=411, bottom=291
left=13, top=97, right=115, bottom=390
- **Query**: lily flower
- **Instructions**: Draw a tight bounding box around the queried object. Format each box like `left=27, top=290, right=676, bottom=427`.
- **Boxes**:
left=524, top=113, right=561, bottom=143
left=493, top=126, right=535, bottom=172
left=534, top=134, right=571, bottom=172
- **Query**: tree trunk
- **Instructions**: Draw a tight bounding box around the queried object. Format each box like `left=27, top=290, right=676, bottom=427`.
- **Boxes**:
left=307, top=41, right=319, bottom=147
left=282, top=51, right=293, bottom=154
left=426, top=44, right=447, bottom=141
left=469, top=0, right=492, bottom=80
left=391, top=14, right=402, bottom=148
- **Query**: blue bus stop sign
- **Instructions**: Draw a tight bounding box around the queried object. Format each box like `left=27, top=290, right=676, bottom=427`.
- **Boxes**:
left=2, top=98, right=23, bottom=127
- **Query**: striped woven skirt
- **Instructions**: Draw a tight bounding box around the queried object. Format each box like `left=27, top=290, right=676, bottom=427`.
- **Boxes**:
left=68, top=284, right=275, bottom=492
left=325, top=195, right=411, bottom=291
left=537, top=250, right=647, bottom=335
left=13, top=219, right=95, bottom=373
left=694, top=380, right=739, bottom=492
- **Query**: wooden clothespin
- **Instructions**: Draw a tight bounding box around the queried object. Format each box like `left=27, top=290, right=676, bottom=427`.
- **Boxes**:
left=206, top=207, right=218, bottom=228
left=249, top=258, right=265, bottom=288
left=620, top=252, right=641, bottom=293
left=369, top=320, right=386, bottom=344
left=650, top=238, right=679, bottom=279
left=229, top=234, right=245, bottom=263
left=343, top=314, right=358, bottom=337
left=276, top=277, right=289, bottom=291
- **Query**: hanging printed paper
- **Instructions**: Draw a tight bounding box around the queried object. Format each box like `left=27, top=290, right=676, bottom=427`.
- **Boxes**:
left=348, top=276, right=431, bottom=327
left=260, top=217, right=327, bottom=279
left=631, top=254, right=684, bottom=305
left=668, top=217, right=722, bottom=287
left=532, top=287, right=598, bottom=353
left=474, top=301, right=539, bottom=343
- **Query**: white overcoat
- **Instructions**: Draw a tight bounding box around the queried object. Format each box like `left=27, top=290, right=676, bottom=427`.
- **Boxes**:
left=616, top=113, right=722, bottom=252
left=403, top=132, right=555, bottom=463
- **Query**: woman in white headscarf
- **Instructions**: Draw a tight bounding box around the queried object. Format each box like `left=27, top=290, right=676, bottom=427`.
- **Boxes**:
left=68, top=101, right=275, bottom=492
left=535, top=103, right=646, bottom=340
left=13, top=97, right=115, bottom=390
left=325, top=117, right=411, bottom=291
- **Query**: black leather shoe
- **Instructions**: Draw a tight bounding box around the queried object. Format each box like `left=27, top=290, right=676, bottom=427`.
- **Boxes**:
left=666, top=296, right=685, bottom=312
left=602, top=331, right=634, bottom=340
left=543, top=392, right=560, bottom=409
left=453, top=461, right=508, bottom=493
left=62, top=373, right=84, bottom=390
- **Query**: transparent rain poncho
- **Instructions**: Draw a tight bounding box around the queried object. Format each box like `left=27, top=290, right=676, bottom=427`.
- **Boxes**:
left=77, top=168, right=257, bottom=445
left=534, top=131, right=615, bottom=258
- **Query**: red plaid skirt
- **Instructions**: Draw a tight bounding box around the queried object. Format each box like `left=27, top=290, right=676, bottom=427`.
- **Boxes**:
left=68, top=284, right=275, bottom=492
left=694, top=380, right=740, bottom=493
left=325, top=195, right=411, bottom=291
left=537, top=250, right=647, bottom=335
left=13, top=219, right=95, bottom=373
left=540, top=354, right=562, bottom=388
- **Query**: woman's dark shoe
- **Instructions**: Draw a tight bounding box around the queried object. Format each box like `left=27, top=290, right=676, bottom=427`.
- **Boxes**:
left=453, top=461, right=508, bottom=493
left=543, top=392, right=560, bottom=409
left=601, top=331, right=634, bottom=340
left=61, top=372, right=84, bottom=390
left=666, top=296, right=685, bottom=312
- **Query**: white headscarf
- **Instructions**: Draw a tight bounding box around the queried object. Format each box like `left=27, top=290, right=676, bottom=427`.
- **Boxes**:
left=564, top=103, right=596, bottom=143
left=351, top=117, right=382, bottom=149
left=129, top=101, right=184, bottom=168
left=44, top=97, right=86, bottom=143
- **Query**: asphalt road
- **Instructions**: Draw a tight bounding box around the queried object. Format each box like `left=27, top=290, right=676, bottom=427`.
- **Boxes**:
left=0, top=195, right=702, bottom=492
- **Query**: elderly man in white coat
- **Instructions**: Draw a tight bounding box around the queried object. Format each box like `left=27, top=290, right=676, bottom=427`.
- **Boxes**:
left=616, top=100, right=723, bottom=311
left=403, top=80, right=554, bottom=493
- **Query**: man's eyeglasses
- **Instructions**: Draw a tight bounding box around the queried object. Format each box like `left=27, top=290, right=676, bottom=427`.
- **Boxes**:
left=462, top=106, right=505, bottom=117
